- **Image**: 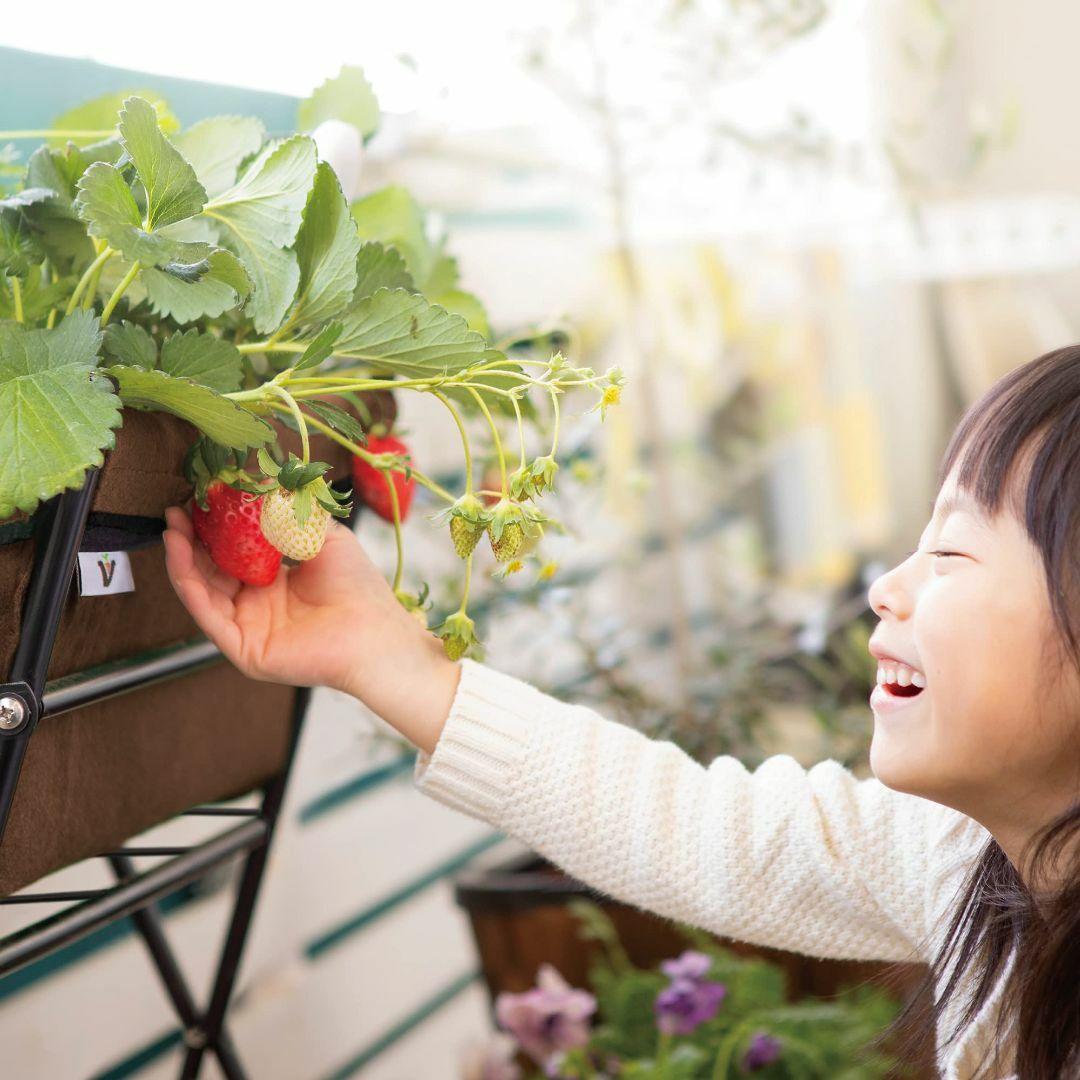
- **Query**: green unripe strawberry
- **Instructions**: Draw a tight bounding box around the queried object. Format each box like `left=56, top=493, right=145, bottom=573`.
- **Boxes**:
left=451, top=515, right=486, bottom=558
left=443, top=635, right=469, bottom=661
left=488, top=520, right=524, bottom=562
left=433, top=610, right=479, bottom=661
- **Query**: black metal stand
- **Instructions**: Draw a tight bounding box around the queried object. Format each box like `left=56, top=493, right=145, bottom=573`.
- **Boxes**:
left=0, top=475, right=309, bottom=1079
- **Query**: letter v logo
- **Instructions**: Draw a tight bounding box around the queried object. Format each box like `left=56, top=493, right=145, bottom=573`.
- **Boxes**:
left=98, top=553, right=116, bottom=588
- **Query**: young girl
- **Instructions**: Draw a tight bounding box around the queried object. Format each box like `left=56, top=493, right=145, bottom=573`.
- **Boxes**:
left=161, top=345, right=1080, bottom=1079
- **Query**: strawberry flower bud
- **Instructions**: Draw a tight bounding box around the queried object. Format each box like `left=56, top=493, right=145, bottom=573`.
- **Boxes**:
left=527, top=454, right=559, bottom=497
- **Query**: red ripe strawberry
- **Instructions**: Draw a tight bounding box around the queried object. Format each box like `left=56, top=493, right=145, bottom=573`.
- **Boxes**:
left=351, top=434, right=417, bottom=523
left=191, top=480, right=283, bottom=586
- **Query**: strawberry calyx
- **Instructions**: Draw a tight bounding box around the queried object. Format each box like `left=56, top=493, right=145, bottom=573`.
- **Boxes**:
left=395, top=583, right=432, bottom=628
left=256, top=448, right=352, bottom=528
left=509, top=454, right=559, bottom=500
left=183, top=436, right=272, bottom=511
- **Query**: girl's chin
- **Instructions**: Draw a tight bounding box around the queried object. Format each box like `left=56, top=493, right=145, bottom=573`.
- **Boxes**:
left=868, top=728, right=932, bottom=793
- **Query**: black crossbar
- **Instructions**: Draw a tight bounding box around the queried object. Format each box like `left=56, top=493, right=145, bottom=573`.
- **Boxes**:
left=0, top=817, right=267, bottom=977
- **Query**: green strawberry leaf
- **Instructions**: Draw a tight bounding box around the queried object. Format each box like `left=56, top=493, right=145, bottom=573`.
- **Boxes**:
left=430, top=287, right=491, bottom=339
left=0, top=271, right=74, bottom=322
left=202, top=134, right=317, bottom=333
left=350, top=185, right=433, bottom=286
left=139, top=247, right=252, bottom=322
left=49, top=91, right=180, bottom=148
left=352, top=242, right=415, bottom=301
left=302, top=399, right=367, bottom=445
left=103, top=364, right=272, bottom=448
left=424, top=249, right=459, bottom=294
left=0, top=208, right=44, bottom=274
left=19, top=149, right=96, bottom=269
left=323, top=287, right=503, bottom=378
left=172, top=116, right=266, bottom=200
left=118, top=97, right=207, bottom=230
left=103, top=320, right=157, bottom=369
left=292, top=319, right=343, bottom=373
left=159, top=328, right=243, bottom=393
left=299, top=66, right=380, bottom=141
left=75, top=161, right=211, bottom=269
left=256, top=447, right=280, bottom=477
left=0, top=188, right=59, bottom=211
left=288, top=161, right=361, bottom=329
left=0, top=310, right=123, bottom=518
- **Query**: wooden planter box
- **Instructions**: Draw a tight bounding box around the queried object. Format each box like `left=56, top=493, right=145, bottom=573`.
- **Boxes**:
left=453, top=848, right=937, bottom=1078
left=0, top=393, right=392, bottom=897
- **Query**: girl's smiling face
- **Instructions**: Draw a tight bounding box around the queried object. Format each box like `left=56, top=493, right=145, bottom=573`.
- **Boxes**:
left=866, top=457, right=1080, bottom=874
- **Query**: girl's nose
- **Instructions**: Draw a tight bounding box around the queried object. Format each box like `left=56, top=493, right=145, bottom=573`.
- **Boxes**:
left=867, top=554, right=915, bottom=621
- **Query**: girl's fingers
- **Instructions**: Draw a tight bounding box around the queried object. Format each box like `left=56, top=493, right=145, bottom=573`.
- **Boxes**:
left=164, top=505, right=242, bottom=600
left=162, top=521, right=242, bottom=662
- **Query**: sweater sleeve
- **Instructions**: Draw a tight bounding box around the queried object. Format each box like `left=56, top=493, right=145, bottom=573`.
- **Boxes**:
left=413, top=657, right=986, bottom=965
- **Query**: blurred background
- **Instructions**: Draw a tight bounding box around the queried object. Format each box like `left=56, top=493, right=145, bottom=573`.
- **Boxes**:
left=2, top=0, right=1078, bottom=1075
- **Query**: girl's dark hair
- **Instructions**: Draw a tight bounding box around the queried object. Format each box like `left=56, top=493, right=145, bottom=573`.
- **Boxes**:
left=869, top=345, right=1080, bottom=1078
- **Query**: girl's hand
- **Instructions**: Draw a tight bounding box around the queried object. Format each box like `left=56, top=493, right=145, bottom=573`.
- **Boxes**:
left=161, top=503, right=460, bottom=754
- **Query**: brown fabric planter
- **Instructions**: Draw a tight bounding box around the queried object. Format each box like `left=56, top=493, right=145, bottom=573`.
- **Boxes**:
left=0, top=393, right=393, bottom=896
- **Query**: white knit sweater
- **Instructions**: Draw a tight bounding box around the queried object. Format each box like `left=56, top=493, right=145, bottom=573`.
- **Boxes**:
left=413, top=659, right=1020, bottom=1078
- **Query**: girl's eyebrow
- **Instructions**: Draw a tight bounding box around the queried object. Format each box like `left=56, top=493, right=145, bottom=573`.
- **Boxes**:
left=929, top=493, right=991, bottom=527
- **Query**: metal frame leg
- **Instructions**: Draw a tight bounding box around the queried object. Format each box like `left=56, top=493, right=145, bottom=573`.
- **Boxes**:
left=1, top=479, right=314, bottom=1080
left=107, top=854, right=246, bottom=1080
left=180, top=687, right=309, bottom=1080
left=0, top=475, right=100, bottom=844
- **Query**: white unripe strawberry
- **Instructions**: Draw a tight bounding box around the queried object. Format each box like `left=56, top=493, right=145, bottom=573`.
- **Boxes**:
left=259, top=487, right=331, bottom=561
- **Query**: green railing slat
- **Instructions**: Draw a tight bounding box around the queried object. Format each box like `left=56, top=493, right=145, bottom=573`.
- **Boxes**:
left=320, top=967, right=483, bottom=1080
left=305, top=832, right=504, bottom=961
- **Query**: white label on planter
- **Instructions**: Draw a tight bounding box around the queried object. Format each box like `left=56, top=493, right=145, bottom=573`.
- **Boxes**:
left=77, top=550, right=135, bottom=596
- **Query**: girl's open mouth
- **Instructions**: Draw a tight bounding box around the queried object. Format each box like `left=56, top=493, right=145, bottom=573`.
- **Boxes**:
left=885, top=682, right=923, bottom=698
left=870, top=680, right=925, bottom=713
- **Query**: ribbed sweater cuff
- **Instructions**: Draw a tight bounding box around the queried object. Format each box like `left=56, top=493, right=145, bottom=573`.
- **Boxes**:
left=412, top=657, right=548, bottom=823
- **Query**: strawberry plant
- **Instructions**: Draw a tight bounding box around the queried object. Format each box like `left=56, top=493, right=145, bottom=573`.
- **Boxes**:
left=0, top=70, right=625, bottom=660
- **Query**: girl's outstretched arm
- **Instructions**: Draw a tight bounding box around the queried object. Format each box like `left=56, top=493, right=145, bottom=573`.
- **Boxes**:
left=162, top=503, right=981, bottom=966
left=413, top=657, right=987, bottom=967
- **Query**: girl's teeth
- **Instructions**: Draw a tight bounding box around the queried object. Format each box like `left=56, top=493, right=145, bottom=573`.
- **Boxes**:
left=875, top=661, right=927, bottom=689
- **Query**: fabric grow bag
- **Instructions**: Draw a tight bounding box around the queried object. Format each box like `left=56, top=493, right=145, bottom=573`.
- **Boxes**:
left=0, top=393, right=393, bottom=896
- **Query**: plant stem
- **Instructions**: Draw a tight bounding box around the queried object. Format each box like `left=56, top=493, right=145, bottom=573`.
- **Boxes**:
left=266, top=402, right=455, bottom=503
left=457, top=553, right=473, bottom=615
left=11, top=277, right=22, bottom=323
left=81, top=256, right=107, bottom=311
left=550, top=385, right=562, bottom=457
left=0, top=129, right=117, bottom=139
left=99, top=260, right=140, bottom=327
left=656, top=1030, right=673, bottom=1078
left=464, top=385, right=507, bottom=495
left=386, top=474, right=405, bottom=594
left=66, top=247, right=115, bottom=316
left=46, top=262, right=59, bottom=329
left=267, top=384, right=310, bottom=463
left=431, top=390, right=475, bottom=497
left=512, top=394, right=527, bottom=469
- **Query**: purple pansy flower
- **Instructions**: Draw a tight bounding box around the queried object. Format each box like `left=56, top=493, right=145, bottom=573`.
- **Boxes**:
left=495, top=963, right=597, bottom=1073
left=654, top=976, right=728, bottom=1035
left=653, top=949, right=728, bottom=1036
left=742, top=1032, right=783, bottom=1071
left=659, top=949, right=713, bottom=982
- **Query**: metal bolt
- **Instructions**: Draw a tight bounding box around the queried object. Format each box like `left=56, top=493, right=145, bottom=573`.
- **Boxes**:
left=183, top=1026, right=207, bottom=1049
left=0, top=695, right=26, bottom=732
